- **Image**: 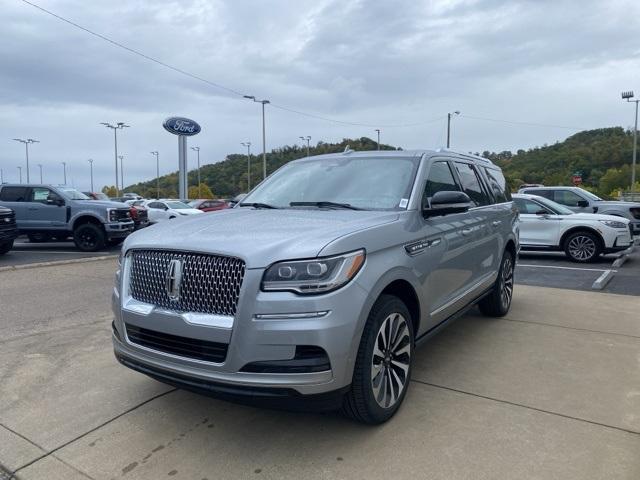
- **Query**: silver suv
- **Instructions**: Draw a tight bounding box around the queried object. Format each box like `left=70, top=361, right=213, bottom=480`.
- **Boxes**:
left=518, top=186, right=640, bottom=237
left=113, top=150, right=518, bottom=423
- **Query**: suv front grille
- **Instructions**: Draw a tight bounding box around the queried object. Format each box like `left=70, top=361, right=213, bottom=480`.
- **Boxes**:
left=112, top=208, right=131, bottom=222
left=125, top=324, right=228, bottom=363
left=127, top=250, right=246, bottom=316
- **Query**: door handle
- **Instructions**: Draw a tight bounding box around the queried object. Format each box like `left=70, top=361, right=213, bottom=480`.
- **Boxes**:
left=491, top=220, right=501, bottom=227
left=461, top=228, right=473, bottom=236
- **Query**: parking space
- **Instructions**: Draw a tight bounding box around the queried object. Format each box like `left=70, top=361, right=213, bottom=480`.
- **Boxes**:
left=1, top=259, right=638, bottom=479
left=0, top=237, right=120, bottom=269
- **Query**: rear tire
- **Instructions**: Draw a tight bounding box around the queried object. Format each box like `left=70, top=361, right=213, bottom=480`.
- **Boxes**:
left=0, top=240, right=13, bottom=255
left=73, top=223, right=106, bottom=252
left=478, top=249, right=514, bottom=317
left=342, top=295, right=414, bottom=424
left=564, top=231, right=602, bottom=263
left=27, top=232, right=51, bottom=243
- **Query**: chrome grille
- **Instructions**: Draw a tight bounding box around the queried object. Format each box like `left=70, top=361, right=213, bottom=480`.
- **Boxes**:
left=128, top=250, right=246, bottom=316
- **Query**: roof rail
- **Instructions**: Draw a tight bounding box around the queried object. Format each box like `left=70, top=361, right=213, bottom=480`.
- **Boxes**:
left=436, top=148, right=493, bottom=165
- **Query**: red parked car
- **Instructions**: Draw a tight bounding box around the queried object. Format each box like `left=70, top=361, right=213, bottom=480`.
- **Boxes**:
left=188, top=199, right=230, bottom=212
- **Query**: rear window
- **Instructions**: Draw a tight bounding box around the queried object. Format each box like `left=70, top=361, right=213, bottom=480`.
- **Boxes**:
left=484, top=168, right=511, bottom=203
left=0, top=186, right=29, bottom=201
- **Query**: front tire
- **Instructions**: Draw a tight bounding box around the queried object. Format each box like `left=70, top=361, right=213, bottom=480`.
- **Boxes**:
left=73, top=223, right=106, bottom=252
left=564, top=231, right=602, bottom=262
left=478, top=249, right=514, bottom=317
left=342, top=295, right=414, bottom=424
left=0, top=240, right=13, bottom=255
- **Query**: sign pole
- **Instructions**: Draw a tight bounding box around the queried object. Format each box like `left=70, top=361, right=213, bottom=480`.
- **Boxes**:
left=178, top=135, right=188, bottom=200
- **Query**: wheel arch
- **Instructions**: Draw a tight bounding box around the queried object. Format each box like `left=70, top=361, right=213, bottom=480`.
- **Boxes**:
left=378, top=279, right=421, bottom=339
left=72, top=214, right=104, bottom=231
left=559, top=226, right=604, bottom=249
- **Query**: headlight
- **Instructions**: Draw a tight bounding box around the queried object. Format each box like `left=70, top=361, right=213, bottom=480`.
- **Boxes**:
left=262, top=249, right=365, bottom=294
left=598, top=220, right=627, bottom=229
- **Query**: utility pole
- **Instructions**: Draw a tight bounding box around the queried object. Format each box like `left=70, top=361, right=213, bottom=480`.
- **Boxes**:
left=446, top=111, right=460, bottom=148
left=118, top=155, right=124, bottom=193
left=375, top=129, right=380, bottom=150
left=241, top=142, right=251, bottom=191
left=17, top=166, right=22, bottom=184
left=0, top=168, right=3, bottom=183
left=622, top=91, right=638, bottom=191
left=150, top=151, right=160, bottom=199
left=100, top=122, right=129, bottom=196
left=88, top=159, right=94, bottom=192
left=299, top=136, right=311, bottom=157
left=38, top=164, right=43, bottom=184
left=12, top=138, right=39, bottom=183
left=61, top=162, right=66, bottom=184
left=191, top=146, right=201, bottom=198
left=244, top=96, right=270, bottom=179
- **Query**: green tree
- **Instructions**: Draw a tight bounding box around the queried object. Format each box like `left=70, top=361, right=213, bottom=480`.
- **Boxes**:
left=102, top=185, right=117, bottom=197
left=188, top=183, right=214, bottom=199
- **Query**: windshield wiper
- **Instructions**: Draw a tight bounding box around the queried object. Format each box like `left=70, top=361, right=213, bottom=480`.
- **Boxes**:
left=290, top=201, right=363, bottom=210
left=239, top=202, right=278, bottom=209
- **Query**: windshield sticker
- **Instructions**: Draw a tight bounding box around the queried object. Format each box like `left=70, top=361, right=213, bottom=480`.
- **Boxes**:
left=399, top=198, right=408, bottom=208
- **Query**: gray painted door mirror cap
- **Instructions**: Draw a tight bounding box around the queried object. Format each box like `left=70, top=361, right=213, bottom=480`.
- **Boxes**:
left=423, top=191, right=472, bottom=217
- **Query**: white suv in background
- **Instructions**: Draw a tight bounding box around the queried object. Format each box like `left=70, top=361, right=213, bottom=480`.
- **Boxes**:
left=142, top=200, right=203, bottom=224
left=513, top=193, right=632, bottom=262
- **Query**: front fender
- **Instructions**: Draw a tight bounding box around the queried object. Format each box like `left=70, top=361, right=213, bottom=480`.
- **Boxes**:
left=69, top=211, right=106, bottom=229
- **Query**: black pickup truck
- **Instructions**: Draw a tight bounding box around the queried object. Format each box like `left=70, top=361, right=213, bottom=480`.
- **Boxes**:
left=0, top=206, right=18, bottom=255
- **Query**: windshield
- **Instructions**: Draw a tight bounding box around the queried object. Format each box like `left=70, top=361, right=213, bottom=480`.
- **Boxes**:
left=580, top=189, right=603, bottom=201
left=166, top=201, right=190, bottom=209
left=535, top=196, right=575, bottom=215
left=60, top=187, right=90, bottom=200
left=242, top=156, right=420, bottom=210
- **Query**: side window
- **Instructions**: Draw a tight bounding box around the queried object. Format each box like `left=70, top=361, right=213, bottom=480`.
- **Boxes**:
left=553, top=190, right=584, bottom=207
left=484, top=168, right=511, bottom=202
left=453, top=162, right=491, bottom=206
left=423, top=161, right=460, bottom=203
left=525, top=189, right=552, bottom=199
left=0, top=186, right=29, bottom=202
left=513, top=198, right=549, bottom=214
left=30, top=187, right=61, bottom=203
left=148, top=202, right=163, bottom=209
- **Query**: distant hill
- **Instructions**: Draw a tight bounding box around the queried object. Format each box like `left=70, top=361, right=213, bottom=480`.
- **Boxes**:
left=121, top=127, right=638, bottom=199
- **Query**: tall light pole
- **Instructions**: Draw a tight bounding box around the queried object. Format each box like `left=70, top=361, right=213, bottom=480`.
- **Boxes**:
left=241, top=142, right=251, bottom=191
left=100, top=122, right=129, bottom=196
left=299, top=136, right=311, bottom=157
left=191, top=146, right=201, bottom=198
left=244, top=96, right=270, bottom=179
left=17, top=166, right=22, bottom=184
left=622, top=91, right=638, bottom=191
left=12, top=138, right=39, bottom=183
left=150, top=151, right=160, bottom=199
left=0, top=168, right=3, bottom=183
left=374, top=129, right=380, bottom=150
left=38, top=164, right=43, bottom=184
left=118, top=155, right=124, bottom=192
left=446, top=111, right=460, bottom=148
left=61, top=162, right=67, bottom=184
left=88, top=159, right=94, bottom=192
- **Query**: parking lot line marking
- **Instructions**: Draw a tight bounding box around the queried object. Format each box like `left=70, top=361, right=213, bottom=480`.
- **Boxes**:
left=517, top=264, right=614, bottom=273
left=411, top=379, right=640, bottom=436
left=10, top=250, right=112, bottom=255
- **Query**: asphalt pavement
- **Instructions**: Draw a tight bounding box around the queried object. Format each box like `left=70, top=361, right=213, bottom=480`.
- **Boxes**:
left=0, top=237, right=120, bottom=268
left=1, top=259, right=639, bottom=479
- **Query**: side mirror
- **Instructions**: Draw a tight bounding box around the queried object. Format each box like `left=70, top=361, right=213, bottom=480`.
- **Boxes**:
left=535, top=209, right=549, bottom=215
left=577, top=200, right=589, bottom=208
left=47, top=198, right=64, bottom=207
left=163, top=206, right=169, bottom=211
left=423, top=191, right=472, bottom=217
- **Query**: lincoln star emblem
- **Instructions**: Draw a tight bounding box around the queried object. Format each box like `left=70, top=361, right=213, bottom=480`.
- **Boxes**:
left=166, top=258, right=184, bottom=301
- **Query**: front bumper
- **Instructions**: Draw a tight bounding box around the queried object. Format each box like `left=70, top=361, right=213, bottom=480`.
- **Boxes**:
left=0, top=229, right=18, bottom=243
left=105, top=221, right=135, bottom=238
left=112, top=267, right=369, bottom=400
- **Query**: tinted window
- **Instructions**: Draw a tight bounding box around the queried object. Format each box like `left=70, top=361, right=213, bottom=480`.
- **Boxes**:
left=553, top=190, right=585, bottom=207
left=524, top=189, right=553, bottom=199
left=484, top=168, right=511, bottom=202
left=147, top=202, right=164, bottom=209
left=513, top=198, right=550, bottom=214
left=453, top=162, right=490, bottom=206
left=424, top=161, right=460, bottom=201
left=0, top=186, right=29, bottom=202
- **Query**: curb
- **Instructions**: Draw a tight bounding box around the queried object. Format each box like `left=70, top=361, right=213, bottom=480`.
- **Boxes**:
left=612, top=245, right=635, bottom=268
left=592, top=269, right=615, bottom=290
left=0, top=255, right=116, bottom=273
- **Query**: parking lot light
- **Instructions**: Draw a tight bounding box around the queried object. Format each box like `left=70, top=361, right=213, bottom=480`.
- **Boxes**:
left=17, top=166, right=22, bottom=184
left=241, top=142, right=251, bottom=191
left=299, top=136, right=311, bottom=157
left=61, top=162, right=67, bottom=185
left=101, top=122, right=130, bottom=196
left=150, top=151, right=160, bottom=199
left=88, top=159, right=94, bottom=192
left=621, top=91, right=638, bottom=191
left=446, top=111, right=460, bottom=148
left=191, top=146, right=201, bottom=198
left=245, top=96, right=270, bottom=179
left=12, top=138, right=39, bottom=183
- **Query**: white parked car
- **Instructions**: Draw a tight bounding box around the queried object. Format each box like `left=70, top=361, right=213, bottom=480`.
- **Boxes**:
left=142, top=200, right=203, bottom=223
left=513, top=194, right=633, bottom=262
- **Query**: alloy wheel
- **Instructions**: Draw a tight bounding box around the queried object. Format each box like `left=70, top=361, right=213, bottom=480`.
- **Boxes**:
left=371, top=313, right=411, bottom=409
left=568, top=235, right=596, bottom=261
left=79, top=231, right=97, bottom=249
left=500, top=255, right=514, bottom=310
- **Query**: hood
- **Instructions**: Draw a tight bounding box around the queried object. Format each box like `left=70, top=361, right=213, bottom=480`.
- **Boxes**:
left=74, top=199, right=130, bottom=209
left=174, top=208, right=203, bottom=215
left=571, top=212, right=630, bottom=224
left=593, top=200, right=640, bottom=209
left=124, top=208, right=399, bottom=268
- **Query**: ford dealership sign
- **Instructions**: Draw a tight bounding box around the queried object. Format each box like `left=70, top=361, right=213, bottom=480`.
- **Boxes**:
left=163, top=117, right=201, bottom=136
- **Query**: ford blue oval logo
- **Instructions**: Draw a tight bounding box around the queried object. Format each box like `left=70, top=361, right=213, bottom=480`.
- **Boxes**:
left=163, top=117, right=201, bottom=136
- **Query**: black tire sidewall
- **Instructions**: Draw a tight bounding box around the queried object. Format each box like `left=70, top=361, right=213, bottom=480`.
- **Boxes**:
left=352, top=295, right=414, bottom=423
left=564, top=231, right=601, bottom=262
left=73, top=224, right=106, bottom=252
left=0, top=240, right=12, bottom=254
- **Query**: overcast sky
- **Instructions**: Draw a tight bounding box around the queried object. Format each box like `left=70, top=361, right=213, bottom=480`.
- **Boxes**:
left=1, top=0, right=639, bottom=191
